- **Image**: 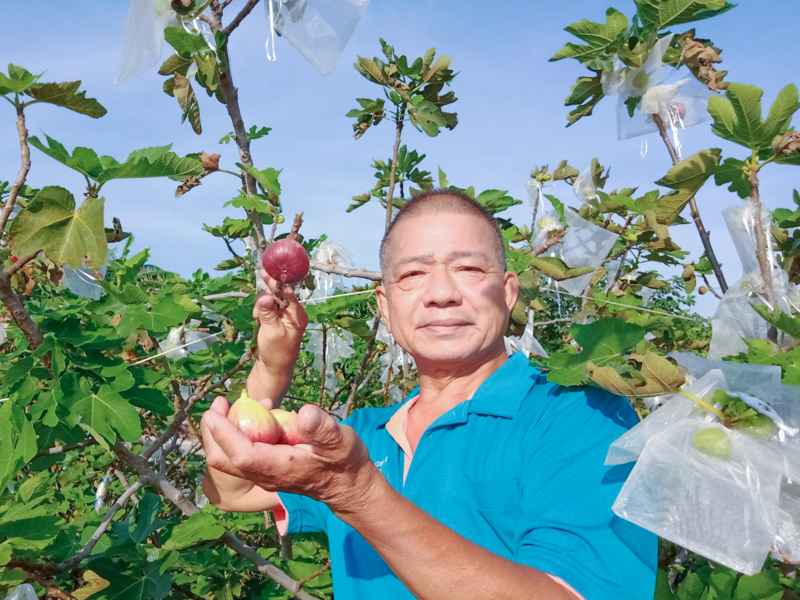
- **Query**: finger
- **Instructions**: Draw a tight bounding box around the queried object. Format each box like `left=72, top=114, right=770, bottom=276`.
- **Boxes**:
left=261, top=268, right=278, bottom=290
left=202, top=411, right=259, bottom=471
left=256, top=396, right=276, bottom=410
left=297, top=405, right=345, bottom=452
left=253, top=289, right=278, bottom=324
left=200, top=410, right=241, bottom=476
left=210, top=395, right=230, bottom=416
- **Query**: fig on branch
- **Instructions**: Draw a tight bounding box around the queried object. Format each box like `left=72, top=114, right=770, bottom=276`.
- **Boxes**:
left=227, top=390, right=282, bottom=443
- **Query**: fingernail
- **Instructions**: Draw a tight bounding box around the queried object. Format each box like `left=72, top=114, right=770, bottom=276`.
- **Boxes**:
left=303, top=408, right=324, bottom=433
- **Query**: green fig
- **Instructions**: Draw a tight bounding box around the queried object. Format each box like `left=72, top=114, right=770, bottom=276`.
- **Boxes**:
left=733, top=414, right=777, bottom=439
left=692, top=428, right=732, bottom=461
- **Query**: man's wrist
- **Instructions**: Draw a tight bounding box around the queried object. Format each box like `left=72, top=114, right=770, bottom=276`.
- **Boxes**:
left=329, top=462, right=390, bottom=524
left=247, top=357, right=295, bottom=402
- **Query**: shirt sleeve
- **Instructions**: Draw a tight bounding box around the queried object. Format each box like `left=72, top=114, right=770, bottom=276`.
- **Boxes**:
left=515, top=385, right=658, bottom=600
left=275, top=490, right=329, bottom=535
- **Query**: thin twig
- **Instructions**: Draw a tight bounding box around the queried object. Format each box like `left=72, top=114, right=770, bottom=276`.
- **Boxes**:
left=310, top=261, right=382, bottom=281
left=317, top=326, right=328, bottom=404
left=222, top=0, right=260, bottom=35
left=699, top=273, right=722, bottom=300
left=384, top=108, right=406, bottom=229
left=6, top=563, right=78, bottom=600
left=532, top=317, right=572, bottom=328
left=0, top=105, right=31, bottom=234
left=34, top=438, right=96, bottom=457
left=54, top=481, right=144, bottom=571
left=343, top=320, right=381, bottom=418
left=5, top=250, right=40, bottom=278
left=296, top=559, right=331, bottom=586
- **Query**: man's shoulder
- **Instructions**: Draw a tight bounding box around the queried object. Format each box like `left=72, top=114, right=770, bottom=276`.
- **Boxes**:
left=519, top=373, right=639, bottom=434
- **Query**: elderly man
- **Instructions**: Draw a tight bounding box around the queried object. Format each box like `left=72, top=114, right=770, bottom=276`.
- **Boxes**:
left=201, top=190, right=657, bottom=600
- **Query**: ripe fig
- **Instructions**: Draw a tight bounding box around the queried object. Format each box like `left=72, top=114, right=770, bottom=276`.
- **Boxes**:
left=262, top=238, right=310, bottom=285
left=691, top=427, right=731, bottom=461
left=673, top=101, right=687, bottom=120
left=227, top=390, right=282, bottom=444
left=270, top=408, right=303, bottom=445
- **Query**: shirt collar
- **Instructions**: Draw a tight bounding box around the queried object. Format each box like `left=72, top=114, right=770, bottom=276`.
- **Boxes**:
left=467, top=351, right=540, bottom=418
left=373, top=352, right=539, bottom=427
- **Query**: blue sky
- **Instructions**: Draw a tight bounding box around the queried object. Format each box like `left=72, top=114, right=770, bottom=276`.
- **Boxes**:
left=2, top=0, right=799, bottom=316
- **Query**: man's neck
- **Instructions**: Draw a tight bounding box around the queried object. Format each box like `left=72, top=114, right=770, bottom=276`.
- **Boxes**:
left=412, top=345, right=508, bottom=414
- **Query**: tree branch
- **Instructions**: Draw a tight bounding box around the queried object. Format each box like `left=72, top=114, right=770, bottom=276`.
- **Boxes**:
left=54, top=481, right=144, bottom=571
left=343, top=320, right=381, bottom=418
left=112, top=441, right=317, bottom=600
left=532, top=317, right=572, bottom=328
left=384, top=108, right=405, bottom=229
left=310, top=261, right=382, bottom=281
left=652, top=113, right=728, bottom=293
left=6, top=250, right=40, bottom=278
left=222, top=0, right=260, bottom=35
left=0, top=105, right=31, bottom=235
left=34, top=438, right=96, bottom=458
left=7, top=562, right=78, bottom=600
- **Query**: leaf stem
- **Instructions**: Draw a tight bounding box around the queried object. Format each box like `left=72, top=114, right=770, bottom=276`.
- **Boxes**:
left=678, top=390, right=727, bottom=421
left=384, top=107, right=405, bottom=229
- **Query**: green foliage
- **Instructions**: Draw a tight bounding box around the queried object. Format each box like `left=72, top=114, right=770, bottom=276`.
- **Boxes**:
left=708, top=83, right=800, bottom=152
left=0, top=64, right=106, bottom=118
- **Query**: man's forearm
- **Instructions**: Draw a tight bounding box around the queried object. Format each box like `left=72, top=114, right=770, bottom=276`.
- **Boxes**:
left=334, top=475, right=576, bottom=600
left=246, top=357, right=294, bottom=403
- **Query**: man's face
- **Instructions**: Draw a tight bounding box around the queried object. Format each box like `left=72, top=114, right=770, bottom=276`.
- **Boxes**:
left=375, top=211, right=519, bottom=369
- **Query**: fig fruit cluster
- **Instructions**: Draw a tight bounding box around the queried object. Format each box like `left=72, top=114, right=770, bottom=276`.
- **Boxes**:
left=227, top=390, right=303, bottom=445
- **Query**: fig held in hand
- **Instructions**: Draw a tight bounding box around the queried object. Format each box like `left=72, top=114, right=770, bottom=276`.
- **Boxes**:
left=270, top=408, right=303, bottom=445
left=262, top=238, right=310, bottom=285
left=227, top=390, right=282, bottom=444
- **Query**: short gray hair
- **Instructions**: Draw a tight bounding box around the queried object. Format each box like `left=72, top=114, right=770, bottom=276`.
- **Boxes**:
left=379, top=189, right=507, bottom=276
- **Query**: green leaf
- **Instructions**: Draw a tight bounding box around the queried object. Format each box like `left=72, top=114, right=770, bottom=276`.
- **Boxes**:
left=547, top=319, right=645, bottom=386
left=334, top=317, right=375, bottom=342
left=354, top=57, right=387, bottom=85
left=87, top=560, right=172, bottom=600
left=635, top=0, right=734, bottom=29
left=474, top=189, right=521, bottom=214
left=653, top=148, right=721, bottom=223
left=164, top=26, right=209, bottom=57
left=172, top=74, right=201, bottom=134
left=118, top=298, right=189, bottom=336
left=733, top=569, right=783, bottom=600
left=0, top=401, right=37, bottom=490
left=121, top=388, right=174, bottom=417
left=29, top=135, right=203, bottom=185
left=27, top=81, right=107, bottom=118
left=0, top=64, right=41, bottom=94
left=751, top=305, right=800, bottom=338
left=657, top=148, right=722, bottom=191
left=564, top=73, right=604, bottom=126
left=0, top=516, right=62, bottom=550
left=164, top=511, right=225, bottom=549
left=158, top=53, right=193, bottom=76
left=68, top=383, right=142, bottom=443
left=550, top=8, right=629, bottom=63
left=715, top=157, right=750, bottom=198
left=408, top=99, right=447, bottom=137
left=240, top=165, right=282, bottom=201
left=9, top=186, right=107, bottom=268
left=709, top=83, right=799, bottom=151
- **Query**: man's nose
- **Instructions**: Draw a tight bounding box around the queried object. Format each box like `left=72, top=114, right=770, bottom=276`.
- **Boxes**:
left=422, top=265, right=461, bottom=306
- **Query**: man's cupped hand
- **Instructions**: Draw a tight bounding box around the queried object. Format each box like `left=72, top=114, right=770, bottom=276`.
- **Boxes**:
left=200, top=397, right=382, bottom=514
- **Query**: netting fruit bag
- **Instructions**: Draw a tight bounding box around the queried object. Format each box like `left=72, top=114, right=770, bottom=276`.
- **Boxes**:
left=612, top=417, right=783, bottom=575
left=266, top=0, right=370, bottom=75
left=536, top=209, right=618, bottom=296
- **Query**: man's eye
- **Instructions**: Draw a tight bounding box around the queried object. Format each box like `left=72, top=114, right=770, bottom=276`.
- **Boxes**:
left=401, top=271, right=424, bottom=278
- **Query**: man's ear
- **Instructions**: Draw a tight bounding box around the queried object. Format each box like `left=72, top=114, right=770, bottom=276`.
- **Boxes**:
left=503, top=271, right=520, bottom=312
left=375, top=285, right=391, bottom=334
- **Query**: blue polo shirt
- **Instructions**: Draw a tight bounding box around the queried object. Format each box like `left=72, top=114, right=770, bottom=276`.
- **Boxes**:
left=278, top=352, right=657, bottom=599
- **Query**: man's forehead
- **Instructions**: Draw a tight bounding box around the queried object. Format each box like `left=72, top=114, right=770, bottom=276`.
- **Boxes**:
left=394, top=250, right=492, bottom=267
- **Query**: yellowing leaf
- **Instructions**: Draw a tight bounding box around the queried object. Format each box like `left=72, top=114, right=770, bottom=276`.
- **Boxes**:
left=589, top=351, right=685, bottom=397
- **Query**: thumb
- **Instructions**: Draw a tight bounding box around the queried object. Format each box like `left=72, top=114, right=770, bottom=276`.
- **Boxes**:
left=297, top=405, right=343, bottom=450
